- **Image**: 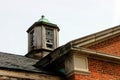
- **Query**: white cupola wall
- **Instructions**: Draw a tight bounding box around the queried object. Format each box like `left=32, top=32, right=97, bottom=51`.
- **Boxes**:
left=26, top=16, right=59, bottom=60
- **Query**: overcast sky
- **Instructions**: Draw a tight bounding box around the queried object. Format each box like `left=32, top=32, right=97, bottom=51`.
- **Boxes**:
left=0, top=0, right=120, bottom=55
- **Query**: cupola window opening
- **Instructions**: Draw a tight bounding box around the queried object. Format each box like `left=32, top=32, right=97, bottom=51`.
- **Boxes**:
left=30, top=30, right=35, bottom=49
left=45, top=28, right=54, bottom=49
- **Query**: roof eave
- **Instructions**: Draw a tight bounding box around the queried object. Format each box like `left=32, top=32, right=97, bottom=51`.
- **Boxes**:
left=35, top=42, right=120, bottom=68
left=71, top=25, right=120, bottom=47
left=27, top=21, right=60, bottom=33
left=71, top=47, right=120, bottom=64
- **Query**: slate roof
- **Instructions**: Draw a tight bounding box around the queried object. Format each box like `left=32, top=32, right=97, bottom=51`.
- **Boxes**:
left=0, top=52, right=50, bottom=74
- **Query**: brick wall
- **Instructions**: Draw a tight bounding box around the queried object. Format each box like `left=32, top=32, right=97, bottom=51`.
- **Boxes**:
left=88, top=35, right=120, bottom=56
left=68, top=58, right=120, bottom=80
left=67, top=35, right=120, bottom=80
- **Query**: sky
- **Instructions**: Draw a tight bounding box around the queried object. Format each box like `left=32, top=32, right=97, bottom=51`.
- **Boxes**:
left=0, top=0, right=120, bottom=55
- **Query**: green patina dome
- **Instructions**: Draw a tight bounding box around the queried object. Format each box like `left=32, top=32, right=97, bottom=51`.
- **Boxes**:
left=38, top=15, right=50, bottom=23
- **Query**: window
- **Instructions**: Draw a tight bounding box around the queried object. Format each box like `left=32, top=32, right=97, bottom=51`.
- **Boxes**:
left=45, top=28, right=54, bottom=48
left=30, top=31, right=34, bottom=48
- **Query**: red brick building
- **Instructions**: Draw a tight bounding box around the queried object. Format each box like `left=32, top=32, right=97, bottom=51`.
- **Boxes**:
left=0, top=16, right=120, bottom=80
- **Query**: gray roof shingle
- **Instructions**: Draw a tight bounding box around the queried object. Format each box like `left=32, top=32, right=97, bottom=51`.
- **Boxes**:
left=0, top=52, right=48, bottom=73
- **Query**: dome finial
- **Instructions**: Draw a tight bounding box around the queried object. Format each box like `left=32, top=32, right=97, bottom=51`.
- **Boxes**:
left=38, top=15, right=49, bottom=23
left=41, top=15, right=45, bottom=19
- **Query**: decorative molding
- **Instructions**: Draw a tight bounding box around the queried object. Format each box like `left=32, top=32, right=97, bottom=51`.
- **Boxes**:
left=66, top=70, right=90, bottom=77
left=65, top=52, right=89, bottom=76
left=71, top=25, right=120, bottom=47
left=71, top=47, right=120, bottom=64
left=73, top=54, right=89, bottom=72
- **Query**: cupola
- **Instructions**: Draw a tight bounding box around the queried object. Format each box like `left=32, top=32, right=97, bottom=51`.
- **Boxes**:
left=26, top=15, right=60, bottom=60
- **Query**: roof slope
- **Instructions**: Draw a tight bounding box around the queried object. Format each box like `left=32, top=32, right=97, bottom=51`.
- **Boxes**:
left=0, top=52, right=48, bottom=73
